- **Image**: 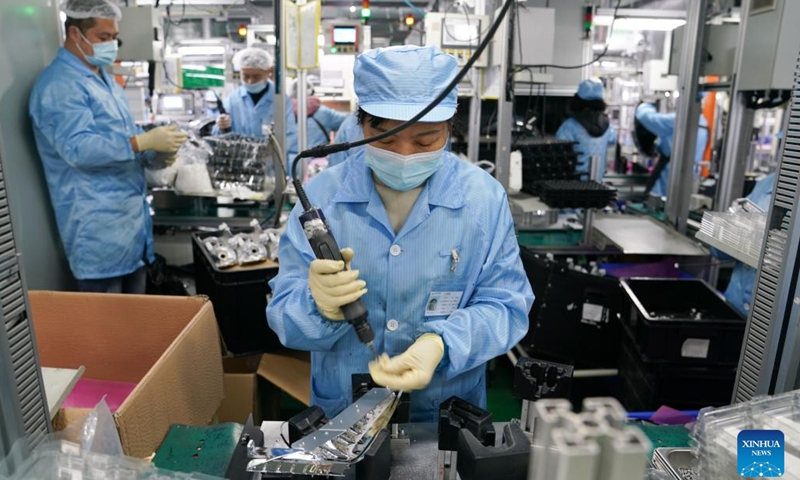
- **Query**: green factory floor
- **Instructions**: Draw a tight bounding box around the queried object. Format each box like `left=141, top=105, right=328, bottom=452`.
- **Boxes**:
left=276, top=355, right=522, bottom=422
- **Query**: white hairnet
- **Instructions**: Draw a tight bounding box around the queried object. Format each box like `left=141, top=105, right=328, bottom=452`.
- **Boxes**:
left=234, top=48, right=274, bottom=71
left=289, top=78, right=314, bottom=98
left=62, top=0, right=122, bottom=20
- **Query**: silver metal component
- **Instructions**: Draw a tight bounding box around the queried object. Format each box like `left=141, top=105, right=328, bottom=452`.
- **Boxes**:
left=591, top=215, right=708, bottom=256
left=665, top=0, right=709, bottom=233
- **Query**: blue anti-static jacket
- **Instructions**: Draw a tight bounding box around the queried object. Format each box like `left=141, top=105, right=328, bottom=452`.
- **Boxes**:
left=267, top=150, right=534, bottom=421
left=29, top=48, right=155, bottom=280
left=717, top=173, right=776, bottom=317
left=635, top=103, right=709, bottom=197
left=326, top=113, right=363, bottom=167
left=307, top=105, right=349, bottom=149
left=555, top=117, right=617, bottom=181
left=216, top=81, right=299, bottom=161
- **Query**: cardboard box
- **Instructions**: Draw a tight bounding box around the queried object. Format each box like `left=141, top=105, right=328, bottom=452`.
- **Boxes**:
left=29, top=291, right=224, bottom=458
left=218, top=354, right=262, bottom=424
left=257, top=350, right=311, bottom=407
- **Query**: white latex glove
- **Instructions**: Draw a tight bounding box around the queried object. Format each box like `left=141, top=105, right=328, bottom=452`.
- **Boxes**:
left=309, top=248, right=367, bottom=321
left=164, top=153, right=178, bottom=167
left=217, top=114, right=231, bottom=131
left=369, top=333, right=444, bottom=391
left=135, top=125, right=187, bottom=153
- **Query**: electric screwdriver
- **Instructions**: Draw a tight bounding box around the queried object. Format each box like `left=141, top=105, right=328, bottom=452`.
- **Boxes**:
left=213, top=91, right=231, bottom=134
left=295, top=179, right=377, bottom=359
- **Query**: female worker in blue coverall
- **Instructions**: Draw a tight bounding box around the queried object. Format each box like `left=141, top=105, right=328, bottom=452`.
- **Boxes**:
left=214, top=48, right=299, bottom=160
left=290, top=80, right=349, bottom=148
left=555, top=79, right=617, bottom=181
left=635, top=103, right=709, bottom=197
left=29, top=0, right=188, bottom=293
left=714, top=173, right=776, bottom=317
left=267, top=45, right=534, bottom=422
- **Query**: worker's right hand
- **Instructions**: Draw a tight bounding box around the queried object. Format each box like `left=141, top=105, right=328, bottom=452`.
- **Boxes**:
left=309, top=248, right=367, bottom=321
left=217, top=114, right=231, bottom=131
left=135, top=125, right=187, bottom=153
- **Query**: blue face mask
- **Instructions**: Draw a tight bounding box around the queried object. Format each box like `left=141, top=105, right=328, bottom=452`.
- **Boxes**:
left=78, top=32, right=118, bottom=67
left=365, top=144, right=445, bottom=192
left=244, top=80, right=267, bottom=94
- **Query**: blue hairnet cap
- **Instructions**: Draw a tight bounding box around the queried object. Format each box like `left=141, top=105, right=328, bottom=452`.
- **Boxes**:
left=354, top=45, right=458, bottom=122
left=577, top=78, right=604, bottom=101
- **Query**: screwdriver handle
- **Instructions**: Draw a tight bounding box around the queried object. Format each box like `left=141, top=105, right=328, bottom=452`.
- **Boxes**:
left=300, top=208, right=373, bottom=344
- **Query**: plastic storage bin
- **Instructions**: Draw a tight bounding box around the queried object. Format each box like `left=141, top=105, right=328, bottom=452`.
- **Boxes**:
left=620, top=278, right=745, bottom=365
left=618, top=329, right=736, bottom=411
left=193, top=231, right=280, bottom=355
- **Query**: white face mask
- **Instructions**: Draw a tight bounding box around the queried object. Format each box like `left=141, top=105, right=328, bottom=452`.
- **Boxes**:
left=364, top=144, right=445, bottom=191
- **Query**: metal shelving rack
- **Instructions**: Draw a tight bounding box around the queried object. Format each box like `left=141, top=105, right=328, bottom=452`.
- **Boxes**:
left=0, top=147, right=50, bottom=459
left=733, top=49, right=800, bottom=402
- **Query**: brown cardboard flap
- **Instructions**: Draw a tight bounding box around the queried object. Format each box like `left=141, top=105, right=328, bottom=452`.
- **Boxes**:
left=218, top=373, right=258, bottom=424
left=257, top=351, right=311, bottom=406
left=115, top=301, right=224, bottom=457
left=29, top=291, right=205, bottom=383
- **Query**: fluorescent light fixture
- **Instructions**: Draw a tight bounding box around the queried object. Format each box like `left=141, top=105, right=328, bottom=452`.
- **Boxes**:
left=350, top=5, right=356, bottom=12
left=177, top=46, right=226, bottom=56
left=594, top=16, right=686, bottom=31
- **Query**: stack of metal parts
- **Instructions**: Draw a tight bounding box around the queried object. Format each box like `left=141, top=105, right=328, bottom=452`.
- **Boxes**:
left=204, top=135, right=274, bottom=195
left=201, top=220, right=280, bottom=269
left=526, top=397, right=651, bottom=480
left=651, top=448, right=698, bottom=480
left=691, top=389, right=800, bottom=479
left=246, top=388, right=400, bottom=476
left=699, top=211, right=767, bottom=261
left=518, top=139, right=579, bottom=196
left=536, top=180, right=618, bottom=209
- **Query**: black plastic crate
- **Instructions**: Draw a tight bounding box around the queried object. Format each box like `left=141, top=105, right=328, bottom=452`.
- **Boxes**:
left=193, top=231, right=280, bottom=356
left=520, top=249, right=625, bottom=368
left=620, top=278, right=745, bottom=365
left=617, top=329, right=736, bottom=411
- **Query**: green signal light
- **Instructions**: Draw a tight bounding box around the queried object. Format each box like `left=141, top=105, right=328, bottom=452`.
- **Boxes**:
left=331, top=46, right=338, bottom=53
left=361, top=7, right=371, bottom=18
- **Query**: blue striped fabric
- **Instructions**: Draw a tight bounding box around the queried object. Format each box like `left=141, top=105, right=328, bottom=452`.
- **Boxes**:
left=267, top=151, right=534, bottom=421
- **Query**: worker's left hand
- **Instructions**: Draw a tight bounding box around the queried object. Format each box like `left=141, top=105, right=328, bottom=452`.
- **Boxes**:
left=368, top=333, right=444, bottom=391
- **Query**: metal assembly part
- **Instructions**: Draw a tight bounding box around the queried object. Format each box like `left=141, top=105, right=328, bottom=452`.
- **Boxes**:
left=246, top=388, right=400, bottom=476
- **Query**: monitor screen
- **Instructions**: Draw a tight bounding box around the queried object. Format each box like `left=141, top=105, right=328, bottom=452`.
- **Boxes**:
left=161, top=95, right=186, bottom=111
left=333, top=26, right=357, bottom=45
left=441, top=18, right=481, bottom=48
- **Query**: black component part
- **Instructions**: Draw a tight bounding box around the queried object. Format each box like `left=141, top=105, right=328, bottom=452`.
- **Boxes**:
left=355, top=428, right=392, bottom=480
left=351, top=374, right=411, bottom=424
left=456, top=422, right=530, bottom=480
left=618, top=328, right=736, bottom=411
left=519, top=250, right=625, bottom=368
left=287, top=406, right=328, bottom=445
left=513, top=357, right=574, bottom=401
left=517, top=139, right=580, bottom=195
left=536, top=180, right=618, bottom=209
left=225, top=415, right=266, bottom=480
left=299, top=207, right=374, bottom=346
left=192, top=230, right=280, bottom=355
left=645, top=155, right=669, bottom=195
left=438, top=397, right=495, bottom=452
left=620, top=278, right=745, bottom=365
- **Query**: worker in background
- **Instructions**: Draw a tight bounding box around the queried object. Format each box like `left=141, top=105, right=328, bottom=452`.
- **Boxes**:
left=555, top=78, right=617, bottom=181
left=215, top=48, right=298, bottom=160
left=715, top=174, right=776, bottom=317
left=267, top=46, right=533, bottom=421
left=327, top=113, right=362, bottom=167
left=290, top=79, right=349, bottom=148
left=635, top=102, right=709, bottom=197
left=203, top=90, right=221, bottom=117
left=29, top=0, right=187, bottom=294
